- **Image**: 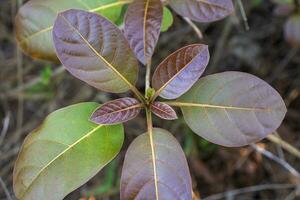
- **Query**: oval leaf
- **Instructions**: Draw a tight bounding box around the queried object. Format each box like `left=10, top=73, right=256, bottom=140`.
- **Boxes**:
left=151, top=102, right=178, bottom=120
left=124, top=0, right=163, bottom=64
left=13, top=102, right=124, bottom=200
left=90, top=97, right=143, bottom=125
left=15, top=0, right=128, bottom=61
left=284, top=14, right=300, bottom=48
left=176, top=72, right=287, bottom=147
left=169, top=0, right=234, bottom=23
left=53, top=9, right=139, bottom=93
left=152, top=44, right=209, bottom=99
left=121, top=128, right=192, bottom=200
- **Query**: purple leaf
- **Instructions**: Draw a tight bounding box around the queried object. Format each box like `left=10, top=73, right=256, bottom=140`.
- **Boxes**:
left=53, top=9, right=139, bottom=93
left=120, top=128, right=192, bottom=200
left=152, top=44, right=209, bottom=99
left=124, top=0, right=163, bottom=64
left=90, top=98, right=143, bottom=125
left=151, top=102, right=178, bottom=120
left=176, top=71, right=287, bottom=147
left=169, top=0, right=234, bottom=23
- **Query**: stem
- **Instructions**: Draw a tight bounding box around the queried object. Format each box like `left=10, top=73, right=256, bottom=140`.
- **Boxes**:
left=145, top=60, right=152, bottom=95
left=237, top=0, right=249, bottom=31
left=146, top=108, right=159, bottom=200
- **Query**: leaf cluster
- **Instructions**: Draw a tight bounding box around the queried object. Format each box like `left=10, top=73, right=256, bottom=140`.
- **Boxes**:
left=13, top=0, right=287, bottom=200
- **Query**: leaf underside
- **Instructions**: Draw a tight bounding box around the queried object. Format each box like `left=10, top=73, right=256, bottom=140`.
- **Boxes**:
left=169, top=0, right=234, bottom=23
left=178, top=71, right=287, bottom=147
left=151, top=102, right=178, bottom=120
left=13, top=102, right=124, bottom=200
left=90, top=97, right=142, bottom=125
left=15, top=0, right=127, bottom=61
left=124, top=0, right=163, bottom=64
left=120, top=128, right=192, bottom=200
left=53, top=9, right=138, bottom=93
left=152, top=44, right=209, bottom=99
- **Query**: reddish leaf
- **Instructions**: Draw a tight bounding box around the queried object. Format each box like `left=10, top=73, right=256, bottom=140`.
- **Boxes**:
left=121, top=128, right=192, bottom=200
left=90, top=98, right=143, bottom=125
left=53, top=9, right=139, bottom=93
left=151, top=102, right=177, bottom=120
left=169, top=0, right=234, bottom=23
left=284, top=14, right=300, bottom=48
left=124, top=0, right=163, bottom=64
left=152, top=44, right=209, bottom=99
left=177, top=72, right=287, bottom=147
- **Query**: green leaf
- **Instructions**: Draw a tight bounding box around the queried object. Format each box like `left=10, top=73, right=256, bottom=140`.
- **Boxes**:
left=161, top=7, right=173, bottom=32
left=15, top=0, right=131, bottom=61
left=13, top=102, right=124, bottom=200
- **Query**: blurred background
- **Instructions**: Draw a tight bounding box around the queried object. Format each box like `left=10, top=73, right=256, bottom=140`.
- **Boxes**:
left=1, top=0, right=300, bottom=199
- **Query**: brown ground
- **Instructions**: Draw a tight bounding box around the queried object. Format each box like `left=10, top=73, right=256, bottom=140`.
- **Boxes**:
left=1, top=0, right=300, bottom=200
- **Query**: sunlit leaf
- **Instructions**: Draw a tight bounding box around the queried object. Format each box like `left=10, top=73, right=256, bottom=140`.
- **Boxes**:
left=15, top=0, right=131, bottom=61
left=13, top=102, right=124, bottom=200
left=152, top=44, right=209, bottom=99
left=284, top=14, right=300, bottom=48
left=169, top=0, right=234, bottom=23
left=120, top=128, right=192, bottom=199
left=53, top=9, right=139, bottom=93
left=174, top=72, right=287, bottom=147
left=124, top=0, right=163, bottom=64
left=90, top=97, right=143, bottom=125
left=161, top=7, right=173, bottom=32
left=151, top=102, right=177, bottom=120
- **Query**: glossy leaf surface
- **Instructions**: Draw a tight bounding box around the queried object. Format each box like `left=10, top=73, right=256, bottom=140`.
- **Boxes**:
left=284, top=14, right=300, bottom=48
left=53, top=9, right=138, bottom=93
left=121, top=128, right=192, bottom=200
left=152, top=44, right=209, bottom=99
left=161, top=7, right=174, bottom=32
left=15, top=0, right=130, bottom=61
left=124, top=0, right=163, bottom=64
left=169, top=0, right=234, bottom=23
left=90, top=97, right=143, bottom=125
left=13, top=102, right=124, bottom=200
left=177, top=72, right=287, bottom=147
left=151, top=102, right=178, bottom=120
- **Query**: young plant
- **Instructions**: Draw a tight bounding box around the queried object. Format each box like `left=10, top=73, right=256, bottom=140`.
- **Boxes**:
left=13, top=1, right=287, bottom=200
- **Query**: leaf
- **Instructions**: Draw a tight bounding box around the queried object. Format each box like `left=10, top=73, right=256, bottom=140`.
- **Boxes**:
left=284, top=14, right=300, bottom=48
left=151, top=102, right=178, bottom=120
left=169, top=0, right=234, bottom=23
left=174, top=71, right=287, bottom=147
left=53, top=9, right=139, bottom=94
left=161, top=7, right=173, bottom=32
left=120, top=128, right=192, bottom=200
left=15, top=0, right=131, bottom=61
left=152, top=44, right=209, bottom=100
left=90, top=97, right=143, bottom=125
left=13, top=102, right=124, bottom=200
left=124, top=0, right=163, bottom=64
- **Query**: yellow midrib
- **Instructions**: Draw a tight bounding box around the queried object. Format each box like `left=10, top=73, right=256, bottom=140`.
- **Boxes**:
left=19, top=0, right=132, bottom=44
left=95, top=104, right=144, bottom=118
left=19, top=125, right=103, bottom=199
left=143, top=0, right=150, bottom=63
left=165, top=102, right=272, bottom=112
left=154, top=45, right=200, bottom=99
left=60, top=14, right=137, bottom=93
